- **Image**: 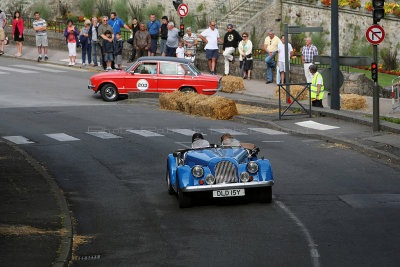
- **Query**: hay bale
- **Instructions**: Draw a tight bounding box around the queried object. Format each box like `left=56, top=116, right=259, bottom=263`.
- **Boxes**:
left=184, top=94, right=208, bottom=114
left=274, top=85, right=308, bottom=101
left=341, top=94, right=366, bottom=110
left=159, top=91, right=185, bottom=110
left=221, top=75, right=246, bottom=93
left=174, top=92, right=196, bottom=112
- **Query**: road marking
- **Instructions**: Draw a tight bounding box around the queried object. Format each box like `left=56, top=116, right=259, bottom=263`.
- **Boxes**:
left=209, top=128, right=248, bottom=135
left=295, top=120, right=340, bottom=131
left=0, top=71, right=8, bottom=74
left=86, top=131, right=122, bottom=139
left=2, top=136, right=35, bottom=144
left=45, top=133, right=80, bottom=142
left=168, top=129, right=200, bottom=136
left=11, top=64, right=67, bottom=73
left=262, top=141, right=283, bottom=143
left=41, top=64, right=89, bottom=72
left=0, top=66, right=39, bottom=74
left=276, top=200, right=320, bottom=267
left=126, top=130, right=164, bottom=137
left=249, top=128, right=287, bottom=135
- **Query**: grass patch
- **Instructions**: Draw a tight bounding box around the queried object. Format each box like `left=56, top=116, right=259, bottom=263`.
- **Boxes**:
left=365, top=114, right=400, bottom=124
left=348, top=67, right=398, bottom=87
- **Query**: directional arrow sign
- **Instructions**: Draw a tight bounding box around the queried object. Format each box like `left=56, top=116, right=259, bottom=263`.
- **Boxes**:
left=366, top=25, right=385, bottom=45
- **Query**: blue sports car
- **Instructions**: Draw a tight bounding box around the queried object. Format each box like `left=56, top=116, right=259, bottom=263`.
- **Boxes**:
left=166, top=137, right=274, bottom=208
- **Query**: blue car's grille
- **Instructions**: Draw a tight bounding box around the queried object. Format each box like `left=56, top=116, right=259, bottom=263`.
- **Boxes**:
left=214, top=161, right=237, bottom=184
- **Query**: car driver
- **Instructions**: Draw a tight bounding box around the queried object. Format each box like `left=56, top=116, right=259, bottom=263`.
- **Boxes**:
left=191, top=132, right=210, bottom=149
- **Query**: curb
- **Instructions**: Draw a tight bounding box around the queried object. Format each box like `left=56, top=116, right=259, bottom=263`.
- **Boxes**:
left=234, top=115, right=400, bottom=166
left=3, top=141, right=73, bottom=267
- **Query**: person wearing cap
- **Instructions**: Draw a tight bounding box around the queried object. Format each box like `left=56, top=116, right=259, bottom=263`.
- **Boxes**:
left=309, top=64, right=325, bottom=108
left=222, top=24, right=242, bottom=76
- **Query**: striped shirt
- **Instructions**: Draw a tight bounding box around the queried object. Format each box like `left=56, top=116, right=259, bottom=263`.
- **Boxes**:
left=33, top=18, right=47, bottom=36
left=302, top=44, right=318, bottom=63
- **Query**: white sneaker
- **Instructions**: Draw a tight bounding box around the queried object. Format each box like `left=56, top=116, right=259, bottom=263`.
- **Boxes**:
left=72, top=62, right=75, bottom=66
left=98, top=63, right=101, bottom=67
left=68, top=62, right=72, bottom=66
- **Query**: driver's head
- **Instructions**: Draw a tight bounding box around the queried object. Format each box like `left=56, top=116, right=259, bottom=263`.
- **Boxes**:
left=220, top=133, right=234, bottom=143
left=192, top=132, right=204, bottom=143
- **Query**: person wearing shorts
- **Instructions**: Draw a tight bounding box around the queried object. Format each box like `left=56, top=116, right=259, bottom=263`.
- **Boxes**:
left=199, top=21, right=223, bottom=75
left=0, top=9, right=8, bottom=55
left=147, top=14, right=161, bottom=56
left=32, top=11, right=48, bottom=61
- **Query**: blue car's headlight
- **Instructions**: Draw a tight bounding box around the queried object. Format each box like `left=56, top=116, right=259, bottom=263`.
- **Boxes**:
left=205, top=174, right=215, bottom=185
left=247, top=161, right=259, bottom=174
left=192, top=165, right=204, bottom=178
left=240, top=172, right=250, bottom=182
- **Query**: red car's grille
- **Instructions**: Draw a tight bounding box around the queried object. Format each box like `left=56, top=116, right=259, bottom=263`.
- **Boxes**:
left=214, top=161, right=237, bottom=184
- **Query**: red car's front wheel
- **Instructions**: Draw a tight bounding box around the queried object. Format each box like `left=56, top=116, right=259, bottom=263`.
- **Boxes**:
left=101, top=84, right=119, bottom=102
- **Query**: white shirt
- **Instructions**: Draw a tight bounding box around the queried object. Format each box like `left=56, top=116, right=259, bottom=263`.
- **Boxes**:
left=200, top=27, right=220, bottom=50
left=277, top=42, right=293, bottom=63
left=176, top=47, right=185, bottom=58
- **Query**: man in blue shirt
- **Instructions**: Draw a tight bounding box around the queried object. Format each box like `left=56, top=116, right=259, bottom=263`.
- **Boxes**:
left=108, top=12, right=131, bottom=34
left=147, top=14, right=161, bottom=56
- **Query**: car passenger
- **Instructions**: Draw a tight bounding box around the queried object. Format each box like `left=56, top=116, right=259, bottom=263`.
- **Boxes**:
left=191, top=132, right=210, bottom=149
left=220, top=133, right=255, bottom=149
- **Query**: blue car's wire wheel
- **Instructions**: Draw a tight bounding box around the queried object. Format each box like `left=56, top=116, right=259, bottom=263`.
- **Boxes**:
left=214, top=161, right=237, bottom=184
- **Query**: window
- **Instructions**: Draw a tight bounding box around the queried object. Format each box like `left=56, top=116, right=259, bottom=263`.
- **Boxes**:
left=159, top=62, right=185, bottom=76
left=134, top=62, right=158, bottom=74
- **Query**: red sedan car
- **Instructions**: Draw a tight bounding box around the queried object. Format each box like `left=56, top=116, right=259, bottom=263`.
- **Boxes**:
left=88, top=57, right=222, bottom=101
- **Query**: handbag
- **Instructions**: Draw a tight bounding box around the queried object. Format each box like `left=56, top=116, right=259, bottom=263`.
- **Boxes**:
left=246, top=53, right=252, bottom=59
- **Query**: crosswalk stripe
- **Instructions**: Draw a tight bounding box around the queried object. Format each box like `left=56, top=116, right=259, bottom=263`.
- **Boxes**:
left=11, top=64, right=67, bottom=73
left=0, top=71, right=8, bottom=74
left=126, top=130, right=164, bottom=137
left=249, top=128, right=287, bottom=135
left=168, top=129, right=200, bottom=136
left=45, top=133, right=80, bottom=141
left=209, top=128, right=248, bottom=135
left=2, top=136, right=35, bottom=144
left=0, top=66, right=39, bottom=74
left=295, top=120, right=340, bottom=130
left=86, top=131, right=122, bottom=139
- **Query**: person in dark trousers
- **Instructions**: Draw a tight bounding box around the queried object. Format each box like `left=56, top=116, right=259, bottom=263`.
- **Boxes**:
left=114, top=32, right=124, bottom=70
left=127, top=18, right=139, bottom=63
left=160, top=16, right=168, bottom=56
left=88, top=17, right=101, bottom=66
left=309, top=64, right=325, bottom=108
left=103, top=30, right=114, bottom=71
left=222, top=24, right=242, bottom=76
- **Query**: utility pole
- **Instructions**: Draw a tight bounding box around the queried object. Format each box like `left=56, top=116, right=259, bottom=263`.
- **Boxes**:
left=331, top=0, right=340, bottom=110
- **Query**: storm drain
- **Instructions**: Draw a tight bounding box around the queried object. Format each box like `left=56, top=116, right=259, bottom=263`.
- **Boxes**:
left=73, top=254, right=101, bottom=261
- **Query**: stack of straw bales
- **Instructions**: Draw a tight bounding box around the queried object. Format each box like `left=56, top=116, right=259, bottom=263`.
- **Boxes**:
left=221, top=76, right=246, bottom=93
left=159, top=91, right=238, bottom=120
left=274, top=85, right=308, bottom=101
left=341, top=94, right=367, bottom=110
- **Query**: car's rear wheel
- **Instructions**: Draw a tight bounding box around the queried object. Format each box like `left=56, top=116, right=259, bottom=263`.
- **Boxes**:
left=177, top=180, right=192, bottom=208
left=166, top=164, right=175, bottom=195
left=180, top=87, right=197, bottom=94
left=100, top=84, right=119, bottom=102
left=258, top=187, right=272, bottom=203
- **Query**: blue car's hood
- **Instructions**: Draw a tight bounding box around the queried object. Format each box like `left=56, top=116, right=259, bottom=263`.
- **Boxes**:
left=185, top=147, right=248, bottom=167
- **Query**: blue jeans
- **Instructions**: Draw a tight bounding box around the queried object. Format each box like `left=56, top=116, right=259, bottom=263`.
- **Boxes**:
left=91, top=41, right=102, bottom=65
left=264, top=51, right=277, bottom=82
left=82, top=43, right=92, bottom=64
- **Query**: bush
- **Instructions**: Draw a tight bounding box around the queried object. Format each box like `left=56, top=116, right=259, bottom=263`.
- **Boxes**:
left=290, top=32, right=306, bottom=53
left=112, top=0, right=129, bottom=23
left=310, top=32, right=329, bottom=54
left=128, top=2, right=144, bottom=23
left=96, top=0, right=111, bottom=17
left=79, top=0, right=95, bottom=18
left=142, top=3, right=165, bottom=22
left=380, top=47, right=398, bottom=71
left=31, top=0, right=51, bottom=20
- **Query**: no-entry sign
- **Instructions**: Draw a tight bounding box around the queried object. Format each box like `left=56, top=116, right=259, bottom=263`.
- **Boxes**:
left=178, top=4, right=189, bottom=17
left=366, top=25, right=385, bottom=45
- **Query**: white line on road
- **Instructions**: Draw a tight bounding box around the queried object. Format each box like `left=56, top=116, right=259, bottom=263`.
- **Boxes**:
left=45, top=133, right=80, bottom=142
left=86, top=131, right=122, bottom=139
left=0, top=71, right=8, bottom=74
left=2, top=136, right=35, bottom=144
left=262, top=141, right=283, bottom=143
left=275, top=200, right=320, bottom=267
left=168, top=129, right=199, bottom=136
left=126, top=130, right=164, bottom=137
left=209, top=128, right=248, bottom=135
left=295, top=120, right=340, bottom=131
left=11, top=64, right=67, bottom=73
left=0, top=66, right=39, bottom=74
left=249, top=128, right=288, bottom=135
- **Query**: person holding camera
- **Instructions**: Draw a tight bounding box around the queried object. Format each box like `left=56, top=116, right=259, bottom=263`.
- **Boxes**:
left=238, top=32, right=253, bottom=80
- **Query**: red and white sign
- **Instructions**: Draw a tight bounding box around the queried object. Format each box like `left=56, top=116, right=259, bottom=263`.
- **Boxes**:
left=178, top=4, right=189, bottom=17
left=366, top=25, right=385, bottom=45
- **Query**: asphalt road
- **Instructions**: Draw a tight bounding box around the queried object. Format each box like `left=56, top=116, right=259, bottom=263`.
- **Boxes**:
left=1, top=58, right=400, bottom=267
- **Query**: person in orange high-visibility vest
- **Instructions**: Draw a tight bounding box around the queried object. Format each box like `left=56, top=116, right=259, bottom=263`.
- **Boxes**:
left=309, top=64, right=324, bottom=108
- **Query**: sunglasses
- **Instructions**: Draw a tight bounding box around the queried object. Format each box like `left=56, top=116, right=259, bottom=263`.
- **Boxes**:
left=210, top=24, right=216, bottom=26
left=242, top=35, right=247, bottom=37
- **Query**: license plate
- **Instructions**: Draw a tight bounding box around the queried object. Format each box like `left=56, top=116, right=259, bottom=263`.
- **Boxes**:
left=213, top=189, right=245, bottom=198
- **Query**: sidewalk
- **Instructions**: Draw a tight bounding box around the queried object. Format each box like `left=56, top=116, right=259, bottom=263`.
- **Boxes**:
left=0, top=140, right=72, bottom=267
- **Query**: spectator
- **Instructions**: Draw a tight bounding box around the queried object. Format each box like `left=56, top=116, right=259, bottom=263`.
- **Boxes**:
left=223, top=24, right=242, bottom=76
left=0, top=9, right=7, bottom=55
left=302, top=37, right=318, bottom=83
left=276, top=35, right=294, bottom=84
left=183, top=27, right=198, bottom=56
left=103, top=30, right=114, bottom=71
left=114, top=32, right=124, bottom=70
left=80, top=19, right=92, bottom=66
left=264, top=30, right=281, bottom=84
left=238, top=32, right=253, bottom=80
left=98, top=16, right=114, bottom=69
left=185, top=50, right=195, bottom=63
left=199, top=21, right=223, bottom=75
left=176, top=41, right=184, bottom=58
left=89, top=17, right=101, bottom=66
left=33, top=11, right=48, bottom=61
left=309, top=64, right=325, bottom=107
left=147, top=14, right=161, bottom=56
left=160, top=16, right=168, bottom=56
left=134, top=22, right=151, bottom=58
left=12, top=11, right=24, bottom=57
left=108, top=11, right=130, bottom=34
left=166, top=22, right=179, bottom=57
left=128, top=18, right=140, bottom=63
left=64, top=19, right=79, bottom=66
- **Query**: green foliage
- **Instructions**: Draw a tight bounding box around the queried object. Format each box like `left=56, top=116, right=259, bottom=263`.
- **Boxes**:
left=79, top=0, right=95, bottom=18
left=197, top=3, right=205, bottom=12
left=142, top=3, right=165, bottom=22
left=380, top=47, right=398, bottom=71
left=96, top=0, right=112, bottom=17
left=310, top=32, right=329, bottom=54
left=221, top=5, right=227, bottom=15
left=195, top=13, right=208, bottom=29
left=290, top=32, right=306, bottom=52
left=31, top=0, right=51, bottom=20
left=112, top=0, right=129, bottom=23
left=128, top=2, right=144, bottom=23
left=183, top=13, right=196, bottom=31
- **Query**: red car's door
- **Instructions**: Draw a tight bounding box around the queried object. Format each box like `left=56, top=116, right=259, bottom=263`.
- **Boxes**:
left=125, top=62, right=158, bottom=92
left=158, top=62, right=185, bottom=93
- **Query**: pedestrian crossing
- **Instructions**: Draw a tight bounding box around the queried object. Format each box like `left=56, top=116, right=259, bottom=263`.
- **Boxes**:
left=0, top=63, right=90, bottom=75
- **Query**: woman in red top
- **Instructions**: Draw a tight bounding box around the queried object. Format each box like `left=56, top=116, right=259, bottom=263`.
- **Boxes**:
left=63, top=20, right=79, bottom=66
left=12, top=11, right=24, bottom=57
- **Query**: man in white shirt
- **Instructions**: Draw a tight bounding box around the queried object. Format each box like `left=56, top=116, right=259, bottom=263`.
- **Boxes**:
left=276, top=35, right=294, bottom=84
left=199, top=21, right=223, bottom=75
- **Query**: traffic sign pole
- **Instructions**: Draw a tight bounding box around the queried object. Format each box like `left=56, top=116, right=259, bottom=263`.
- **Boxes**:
left=331, top=0, right=340, bottom=110
left=373, top=44, right=380, bottom=131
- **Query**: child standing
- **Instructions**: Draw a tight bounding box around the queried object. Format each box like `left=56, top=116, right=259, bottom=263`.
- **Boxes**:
left=114, top=32, right=124, bottom=70
left=176, top=42, right=184, bottom=59
left=103, top=30, right=114, bottom=71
